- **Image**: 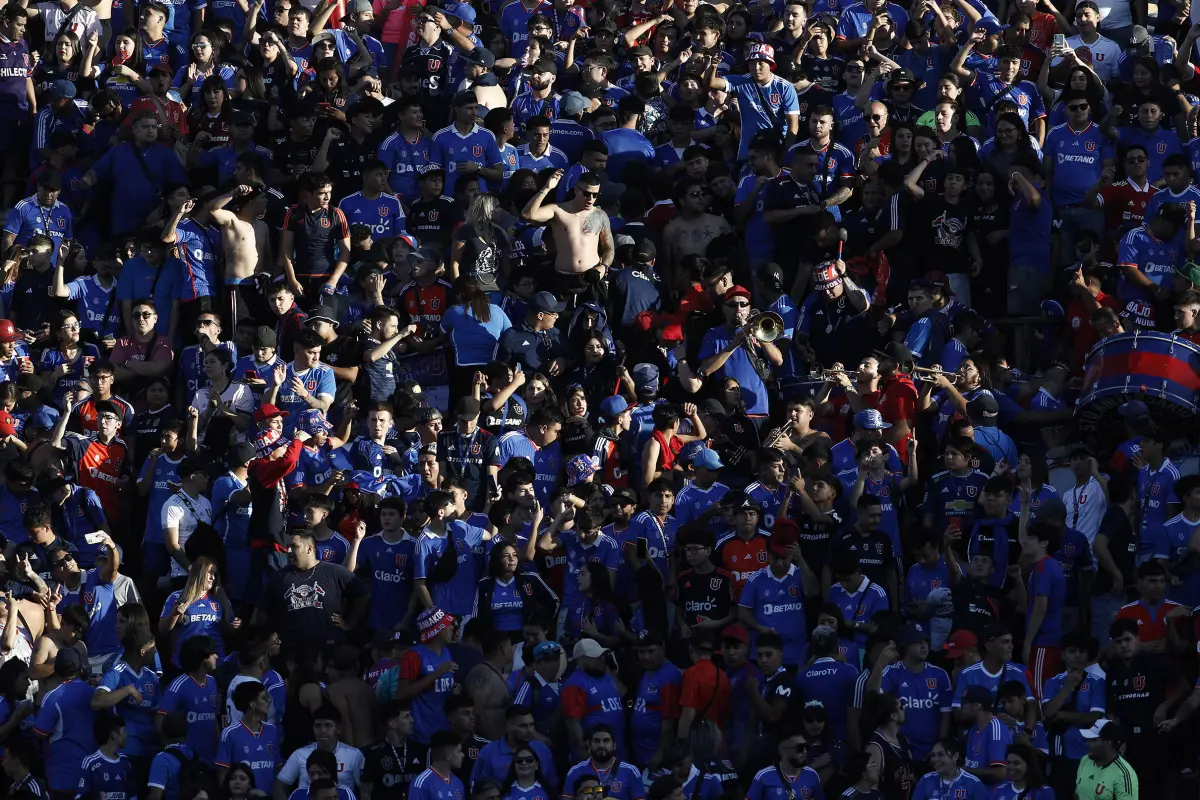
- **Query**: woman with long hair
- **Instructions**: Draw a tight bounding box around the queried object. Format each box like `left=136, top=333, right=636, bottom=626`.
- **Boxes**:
left=186, top=75, right=235, bottom=148
left=500, top=745, right=549, bottom=800
left=910, top=740, right=979, bottom=800
left=1010, top=451, right=1059, bottom=515
left=218, top=763, right=256, bottom=800
left=1039, top=56, right=1106, bottom=127
left=563, top=562, right=626, bottom=649
left=521, top=372, right=557, bottom=415
left=34, top=30, right=100, bottom=99
left=37, top=309, right=101, bottom=409
left=993, top=744, right=1054, bottom=800
left=865, top=693, right=912, bottom=800
left=451, top=193, right=510, bottom=286
left=248, top=29, right=297, bottom=107
left=980, top=113, right=1041, bottom=177
left=189, top=348, right=253, bottom=444
left=564, top=334, right=625, bottom=413
left=1113, top=56, right=1183, bottom=130
left=838, top=752, right=885, bottom=800
left=441, top=274, right=511, bottom=401
left=101, top=28, right=151, bottom=108
left=175, top=30, right=237, bottom=109
left=473, top=542, right=560, bottom=639
left=158, top=556, right=235, bottom=668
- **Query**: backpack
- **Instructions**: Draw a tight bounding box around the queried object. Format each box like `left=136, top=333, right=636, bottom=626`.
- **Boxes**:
left=165, top=745, right=216, bottom=792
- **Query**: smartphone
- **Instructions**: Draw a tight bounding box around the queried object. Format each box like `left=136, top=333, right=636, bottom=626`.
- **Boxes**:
left=636, top=537, right=649, bottom=560
left=84, top=532, right=107, bottom=545
left=1052, top=33, right=1066, bottom=50
left=245, top=369, right=258, bottom=380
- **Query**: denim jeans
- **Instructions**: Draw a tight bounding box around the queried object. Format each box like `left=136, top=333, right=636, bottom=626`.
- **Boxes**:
left=1091, top=591, right=1127, bottom=642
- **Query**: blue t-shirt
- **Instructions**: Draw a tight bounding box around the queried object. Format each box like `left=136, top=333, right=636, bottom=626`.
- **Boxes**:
left=98, top=660, right=160, bottom=756
left=879, top=661, right=953, bottom=760
left=33, top=678, right=96, bottom=791
left=1044, top=122, right=1114, bottom=207
left=338, top=191, right=405, bottom=239
left=432, top=124, right=503, bottom=195
left=275, top=363, right=337, bottom=433
left=355, top=532, right=417, bottom=631
left=216, top=722, right=279, bottom=792
left=440, top=303, right=511, bottom=366
left=725, top=74, right=800, bottom=160
left=160, top=589, right=225, bottom=667
left=414, top=522, right=486, bottom=617
left=1041, top=669, right=1105, bottom=760
left=159, top=673, right=220, bottom=763
left=739, top=566, right=809, bottom=664
left=745, top=765, right=824, bottom=800
left=697, top=324, right=770, bottom=414
left=78, top=750, right=136, bottom=800
left=964, top=718, right=1013, bottom=784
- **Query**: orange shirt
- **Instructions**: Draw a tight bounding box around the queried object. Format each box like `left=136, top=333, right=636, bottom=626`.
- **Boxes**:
left=679, top=657, right=730, bottom=725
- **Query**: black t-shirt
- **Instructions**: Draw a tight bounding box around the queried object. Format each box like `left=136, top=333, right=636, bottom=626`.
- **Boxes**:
left=455, top=733, right=490, bottom=785
left=760, top=666, right=794, bottom=738
left=320, top=334, right=362, bottom=406
left=950, top=578, right=1006, bottom=635
left=328, top=132, right=385, bottom=199
left=676, top=566, right=737, bottom=628
left=1094, top=506, right=1137, bottom=597
left=912, top=195, right=974, bottom=275
left=265, top=562, right=366, bottom=654
left=798, top=510, right=842, bottom=576
left=360, top=738, right=430, bottom=800
left=1106, top=651, right=1179, bottom=738
left=406, top=197, right=462, bottom=252
left=270, top=133, right=322, bottom=183
left=830, top=529, right=894, bottom=586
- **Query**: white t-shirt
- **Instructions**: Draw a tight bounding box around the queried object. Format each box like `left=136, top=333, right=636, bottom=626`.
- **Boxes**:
left=1064, top=476, right=1108, bottom=544
left=277, top=742, right=365, bottom=790
left=225, top=673, right=278, bottom=727
left=190, top=382, right=255, bottom=441
left=35, top=2, right=101, bottom=43
left=161, top=492, right=212, bottom=577
left=1059, top=33, right=1122, bottom=81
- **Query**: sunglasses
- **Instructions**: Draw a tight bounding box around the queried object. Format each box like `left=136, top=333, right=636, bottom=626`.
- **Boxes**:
left=1126, top=156, right=1147, bottom=163
left=579, top=789, right=605, bottom=796
left=869, top=113, right=884, bottom=121
left=726, top=301, right=750, bottom=309
left=513, top=757, right=538, bottom=765
left=580, top=190, right=600, bottom=199
left=1067, top=103, right=1089, bottom=111
left=135, top=312, right=155, bottom=319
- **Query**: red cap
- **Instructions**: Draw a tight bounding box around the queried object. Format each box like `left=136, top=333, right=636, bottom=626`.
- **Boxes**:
left=0, top=320, right=20, bottom=344
left=724, top=286, right=752, bottom=303
left=944, top=630, right=979, bottom=660
left=768, top=521, right=798, bottom=555
left=0, top=410, right=18, bottom=437
left=253, top=403, right=290, bottom=424
left=721, top=624, right=749, bottom=644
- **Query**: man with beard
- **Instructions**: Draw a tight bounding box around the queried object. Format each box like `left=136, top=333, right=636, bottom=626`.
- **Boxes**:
left=521, top=170, right=616, bottom=294
left=795, top=260, right=871, bottom=368
left=562, top=724, right=643, bottom=800
left=262, top=531, right=368, bottom=658
left=745, top=731, right=823, bottom=800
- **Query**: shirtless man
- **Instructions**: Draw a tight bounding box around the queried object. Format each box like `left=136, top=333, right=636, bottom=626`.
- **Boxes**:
left=206, top=184, right=270, bottom=323
left=464, top=630, right=513, bottom=741
left=520, top=169, right=615, bottom=285
left=662, top=178, right=733, bottom=270
left=327, top=644, right=376, bottom=746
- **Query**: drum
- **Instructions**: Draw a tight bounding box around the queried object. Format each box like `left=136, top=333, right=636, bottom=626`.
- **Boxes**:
left=1076, top=331, right=1200, bottom=449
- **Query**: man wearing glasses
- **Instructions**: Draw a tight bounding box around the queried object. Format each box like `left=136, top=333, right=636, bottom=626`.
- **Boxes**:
left=521, top=170, right=615, bottom=295
left=1043, top=88, right=1115, bottom=266
left=1082, top=142, right=1154, bottom=257
left=696, top=285, right=783, bottom=418
left=110, top=300, right=175, bottom=391
left=744, top=732, right=822, bottom=800
left=661, top=178, right=732, bottom=272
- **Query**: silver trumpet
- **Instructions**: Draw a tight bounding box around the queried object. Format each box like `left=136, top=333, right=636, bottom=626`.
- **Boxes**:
left=912, top=366, right=962, bottom=385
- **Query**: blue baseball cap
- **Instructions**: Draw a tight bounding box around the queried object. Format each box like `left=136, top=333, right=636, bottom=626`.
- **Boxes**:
left=533, top=641, right=564, bottom=660
left=599, top=395, right=629, bottom=422
left=443, top=0, right=476, bottom=24
left=854, top=409, right=892, bottom=430
left=632, top=363, right=660, bottom=394
left=693, top=448, right=724, bottom=470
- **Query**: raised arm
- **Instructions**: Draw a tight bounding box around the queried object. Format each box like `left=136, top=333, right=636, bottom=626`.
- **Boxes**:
left=521, top=169, right=564, bottom=223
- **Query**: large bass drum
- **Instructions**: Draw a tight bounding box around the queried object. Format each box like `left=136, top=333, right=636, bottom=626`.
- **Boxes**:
left=1075, top=331, right=1200, bottom=449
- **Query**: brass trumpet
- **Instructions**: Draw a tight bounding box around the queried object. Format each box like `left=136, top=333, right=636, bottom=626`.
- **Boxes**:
left=746, top=311, right=786, bottom=343
left=821, top=369, right=859, bottom=381
left=912, top=366, right=961, bottom=385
